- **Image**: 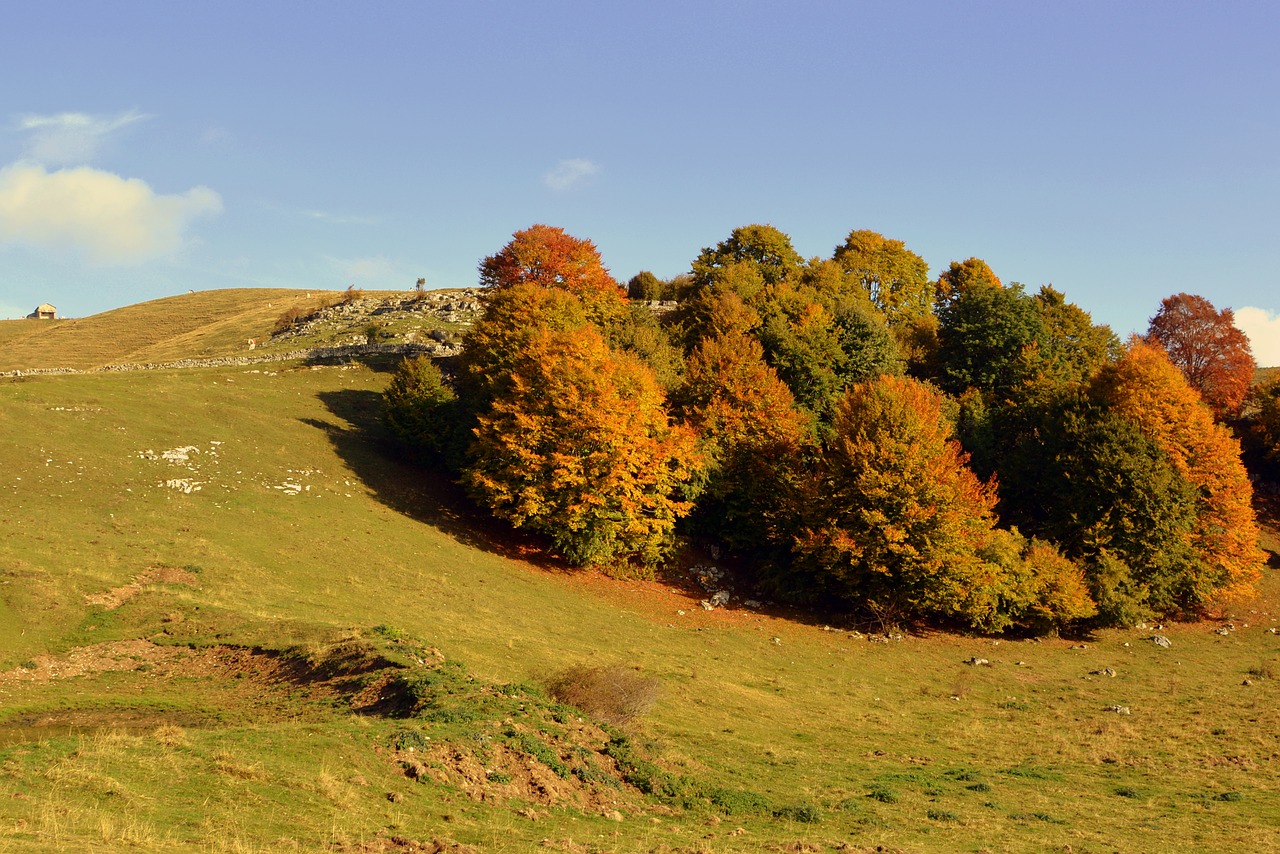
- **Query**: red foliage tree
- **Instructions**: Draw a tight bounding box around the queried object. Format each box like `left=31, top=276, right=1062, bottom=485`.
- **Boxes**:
left=1146, top=293, right=1256, bottom=419
left=478, top=224, right=626, bottom=326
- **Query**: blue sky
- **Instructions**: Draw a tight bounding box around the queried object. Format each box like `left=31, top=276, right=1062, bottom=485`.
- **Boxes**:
left=2, top=1, right=1278, bottom=362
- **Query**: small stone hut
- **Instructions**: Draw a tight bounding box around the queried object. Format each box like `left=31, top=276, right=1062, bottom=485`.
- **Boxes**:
left=27, top=304, right=57, bottom=320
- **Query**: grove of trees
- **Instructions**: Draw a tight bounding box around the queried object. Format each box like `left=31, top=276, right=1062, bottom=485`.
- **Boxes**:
left=385, top=222, right=1270, bottom=634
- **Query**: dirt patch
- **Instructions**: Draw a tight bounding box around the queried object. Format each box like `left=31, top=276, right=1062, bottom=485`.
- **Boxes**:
left=83, top=566, right=201, bottom=610
left=0, top=639, right=188, bottom=685
left=393, top=721, right=640, bottom=813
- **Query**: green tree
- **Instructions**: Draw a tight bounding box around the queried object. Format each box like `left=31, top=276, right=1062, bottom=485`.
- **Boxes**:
left=832, top=229, right=932, bottom=322
left=1033, top=285, right=1120, bottom=385
left=465, top=325, right=702, bottom=567
left=383, top=355, right=468, bottom=470
left=690, top=224, right=803, bottom=289
left=1251, top=375, right=1280, bottom=472
left=627, top=270, right=672, bottom=301
left=935, top=280, right=1045, bottom=399
left=757, top=287, right=903, bottom=419
left=935, top=257, right=1001, bottom=311
left=606, top=302, right=686, bottom=391
left=992, top=392, right=1201, bottom=620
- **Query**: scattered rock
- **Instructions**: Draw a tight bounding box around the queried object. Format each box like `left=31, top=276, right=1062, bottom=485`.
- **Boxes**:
left=1150, top=636, right=1172, bottom=648
left=387, top=791, right=404, bottom=803
left=771, top=637, right=782, bottom=646
left=966, top=657, right=991, bottom=666
left=602, top=809, right=623, bottom=821
left=1243, top=679, right=1253, bottom=686
left=1090, top=668, right=1117, bottom=678
left=1214, top=627, right=1231, bottom=636
left=1105, top=705, right=1132, bottom=715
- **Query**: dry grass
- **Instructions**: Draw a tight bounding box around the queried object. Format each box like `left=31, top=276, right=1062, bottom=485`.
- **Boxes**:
left=545, top=663, right=661, bottom=725
left=0, top=288, right=335, bottom=371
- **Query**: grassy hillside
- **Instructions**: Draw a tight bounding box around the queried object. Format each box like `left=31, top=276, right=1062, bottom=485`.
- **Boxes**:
left=0, top=288, right=472, bottom=372
left=2, top=358, right=1279, bottom=851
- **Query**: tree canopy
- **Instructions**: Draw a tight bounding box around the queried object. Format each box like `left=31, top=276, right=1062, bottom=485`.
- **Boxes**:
left=832, top=229, right=932, bottom=322
left=1091, top=339, right=1265, bottom=607
left=1146, top=292, right=1256, bottom=419
left=466, top=325, right=702, bottom=567
left=479, top=224, right=626, bottom=326
left=690, top=224, right=803, bottom=288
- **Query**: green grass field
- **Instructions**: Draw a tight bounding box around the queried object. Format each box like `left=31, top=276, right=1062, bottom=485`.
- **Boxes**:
left=1, top=292, right=1279, bottom=852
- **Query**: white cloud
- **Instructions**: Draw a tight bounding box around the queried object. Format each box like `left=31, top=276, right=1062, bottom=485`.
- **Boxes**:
left=18, top=109, right=149, bottom=165
left=544, top=158, right=600, bottom=191
left=0, top=163, right=222, bottom=264
left=1236, top=306, right=1280, bottom=367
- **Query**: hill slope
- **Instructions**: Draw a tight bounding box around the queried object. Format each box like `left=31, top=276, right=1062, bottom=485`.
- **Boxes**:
left=0, top=288, right=332, bottom=371
left=0, top=328, right=1278, bottom=851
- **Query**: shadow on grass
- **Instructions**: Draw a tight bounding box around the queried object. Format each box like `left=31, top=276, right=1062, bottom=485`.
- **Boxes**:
left=303, top=388, right=559, bottom=566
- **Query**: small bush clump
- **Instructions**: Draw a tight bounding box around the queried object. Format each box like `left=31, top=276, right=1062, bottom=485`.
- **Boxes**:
left=545, top=664, right=660, bottom=726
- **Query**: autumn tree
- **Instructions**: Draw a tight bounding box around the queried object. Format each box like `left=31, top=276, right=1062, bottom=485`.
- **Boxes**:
left=1146, top=293, right=1256, bottom=418
left=690, top=224, right=803, bottom=289
left=1091, top=339, right=1265, bottom=607
left=673, top=332, right=812, bottom=552
left=935, top=257, right=1001, bottom=311
left=672, top=270, right=764, bottom=351
left=832, top=229, right=932, bottom=322
left=465, top=325, right=702, bottom=567
left=791, top=376, right=1019, bottom=629
left=457, top=281, right=591, bottom=408
left=478, top=224, right=626, bottom=326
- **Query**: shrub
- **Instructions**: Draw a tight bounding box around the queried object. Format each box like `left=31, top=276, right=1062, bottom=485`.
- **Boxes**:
left=383, top=356, right=468, bottom=469
left=545, top=664, right=660, bottom=726
left=273, top=306, right=308, bottom=334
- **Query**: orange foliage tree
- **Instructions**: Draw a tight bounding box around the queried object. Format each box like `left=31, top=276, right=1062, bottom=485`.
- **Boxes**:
left=793, top=375, right=1008, bottom=627
left=457, top=281, right=591, bottom=407
left=1091, top=339, right=1265, bottom=606
left=478, top=224, right=626, bottom=326
left=1146, top=293, right=1256, bottom=419
left=674, top=332, right=812, bottom=551
left=465, top=325, right=702, bottom=567
left=790, top=375, right=1093, bottom=631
